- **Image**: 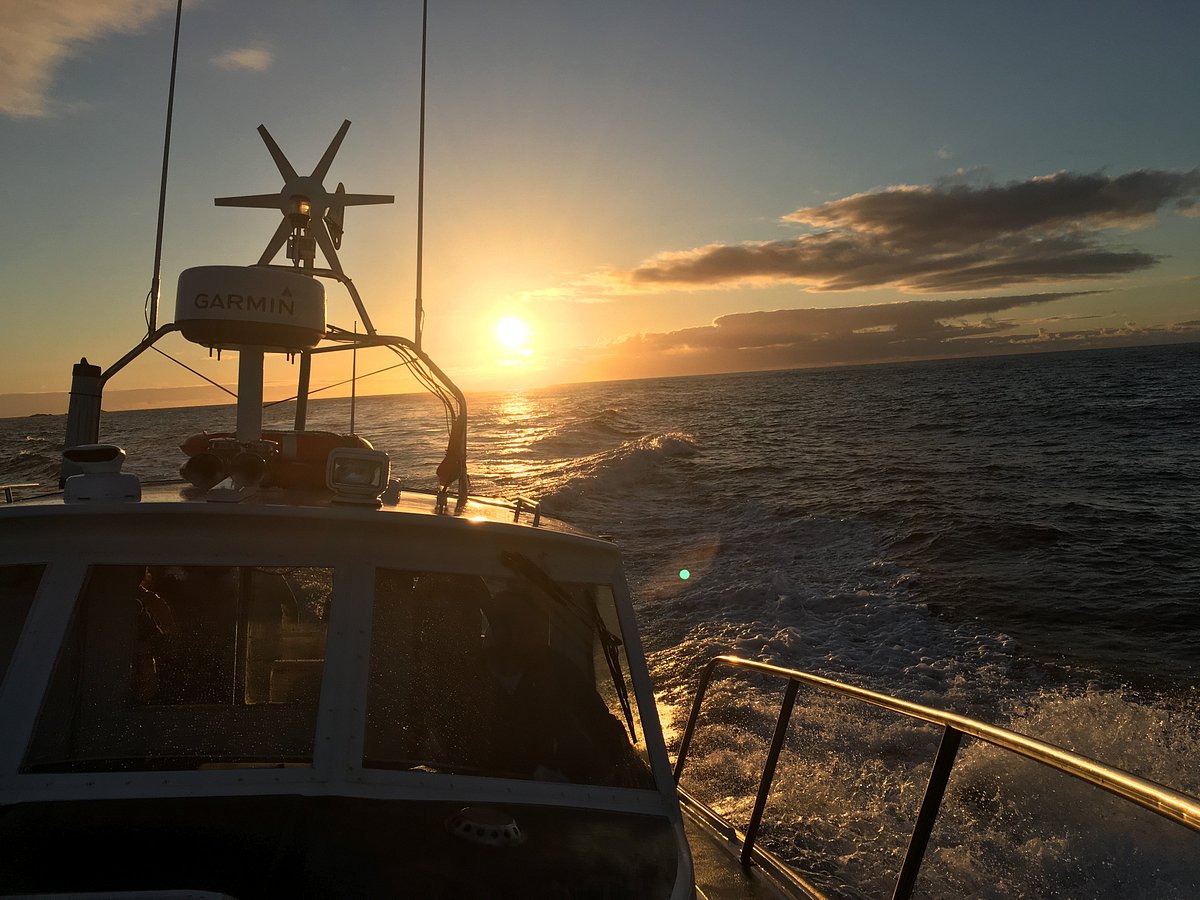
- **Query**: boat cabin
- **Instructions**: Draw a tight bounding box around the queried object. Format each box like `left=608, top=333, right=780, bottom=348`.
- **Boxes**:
left=0, top=487, right=691, bottom=897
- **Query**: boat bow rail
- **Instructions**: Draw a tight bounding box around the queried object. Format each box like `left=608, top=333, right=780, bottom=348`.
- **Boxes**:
left=0, top=485, right=38, bottom=504
left=673, top=655, right=1200, bottom=900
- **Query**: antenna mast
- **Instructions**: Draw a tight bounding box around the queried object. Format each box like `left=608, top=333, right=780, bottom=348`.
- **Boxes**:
left=147, top=0, right=184, bottom=334
left=414, top=0, right=429, bottom=350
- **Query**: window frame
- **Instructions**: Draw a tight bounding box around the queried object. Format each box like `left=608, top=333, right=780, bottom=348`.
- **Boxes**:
left=0, top=531, right=675, bottom=817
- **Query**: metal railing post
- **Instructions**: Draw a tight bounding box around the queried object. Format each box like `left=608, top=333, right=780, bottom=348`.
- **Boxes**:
left=742, top=678, right=800, bottom=867
left=2, top=484, right=37, bottom=503
left=892, top=724, right=963, bottom=900
left=673, top=659, right=720, bottom=782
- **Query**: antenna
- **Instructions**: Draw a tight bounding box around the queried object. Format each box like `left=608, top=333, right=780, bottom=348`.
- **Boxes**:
left=414, top=0, right=429, bottom=350
left=350, top=321, right=358, bottom=435
left=147, top=0, right=184, bottom=334
left=215, top=121, right=393, bottom=285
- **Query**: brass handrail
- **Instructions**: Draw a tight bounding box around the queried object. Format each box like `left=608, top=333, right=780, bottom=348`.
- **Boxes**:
left=1, top=484, right=38, bottom=504
left=673, top=655, right=1200, bottom=900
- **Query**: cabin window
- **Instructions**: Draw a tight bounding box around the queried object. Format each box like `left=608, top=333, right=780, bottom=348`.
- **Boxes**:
left=23, top=565, right=333, bottom=773
left=364, top=569, right=653, bottom=789
left=0, top=565, right=43, bottom=686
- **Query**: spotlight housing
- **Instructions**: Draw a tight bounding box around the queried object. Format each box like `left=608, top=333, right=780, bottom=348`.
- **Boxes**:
left=326, top=448, right=390, bottom=505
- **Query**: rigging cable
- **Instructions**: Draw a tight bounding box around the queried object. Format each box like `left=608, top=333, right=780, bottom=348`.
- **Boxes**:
left=150, top=345, right=237, bottom=399
left=321, top=327, right=457, bottom=428
left=262, top=359, right=416, bottom=409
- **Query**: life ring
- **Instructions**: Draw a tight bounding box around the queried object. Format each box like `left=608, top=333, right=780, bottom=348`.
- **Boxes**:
left=181, top=430, right=374, bottom=490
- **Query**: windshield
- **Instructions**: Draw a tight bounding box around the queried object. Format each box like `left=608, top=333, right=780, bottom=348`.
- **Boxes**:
left=364, top=569, right=654, bottom=789
left=24, top=564, right=334, bottom=772
left=19, top=562, right=655, bottom=788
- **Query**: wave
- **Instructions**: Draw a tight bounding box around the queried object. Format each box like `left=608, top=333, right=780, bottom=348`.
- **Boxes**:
left=643, top=513, right=1017, bottom=710
left=1, top=449, right=61, bottom=487
left=888, top=519, right=1067, bottom=557
left=536, top=431, right=699, bottom=517
left=527, top=407, right=645, bottom=454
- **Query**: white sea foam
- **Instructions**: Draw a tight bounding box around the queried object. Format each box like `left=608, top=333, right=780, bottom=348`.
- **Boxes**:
left=536, top=431, right=700, bottom=516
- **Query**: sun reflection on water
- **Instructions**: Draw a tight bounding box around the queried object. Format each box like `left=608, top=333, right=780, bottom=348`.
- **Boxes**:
left=469, top=392, right=558, bottom=487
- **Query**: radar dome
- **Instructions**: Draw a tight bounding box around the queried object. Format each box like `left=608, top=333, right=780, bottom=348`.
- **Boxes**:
left=175, top=266, right=325, bottom=352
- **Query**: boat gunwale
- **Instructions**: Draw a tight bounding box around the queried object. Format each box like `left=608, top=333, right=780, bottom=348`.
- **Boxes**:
left=0, top=763, right=675, bottom=817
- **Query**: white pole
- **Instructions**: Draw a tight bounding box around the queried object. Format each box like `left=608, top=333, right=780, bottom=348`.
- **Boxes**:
left=350, top=322, right=358, bottom=435
left=236, top=347, right=265, bottom=443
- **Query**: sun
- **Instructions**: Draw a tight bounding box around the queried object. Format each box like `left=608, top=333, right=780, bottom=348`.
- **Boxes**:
left=494, top=315, right=532, bottom=352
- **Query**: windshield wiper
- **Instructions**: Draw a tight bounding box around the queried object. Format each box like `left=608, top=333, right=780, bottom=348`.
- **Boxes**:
left=500, top=551, right=637, bottom=742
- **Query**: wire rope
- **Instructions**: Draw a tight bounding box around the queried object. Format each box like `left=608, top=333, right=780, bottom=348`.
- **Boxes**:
left=150, top=345, right=237, bottom=398
left=262, top=359, right=416, bottom=409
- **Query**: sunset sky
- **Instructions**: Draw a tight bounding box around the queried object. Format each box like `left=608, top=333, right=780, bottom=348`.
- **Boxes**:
left=1, top=1, right=1197, bottom=415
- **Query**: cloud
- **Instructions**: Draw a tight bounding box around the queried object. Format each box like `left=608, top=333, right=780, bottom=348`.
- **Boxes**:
left=0, top=0, right=170, bottom=119
left=784, top=170, right=1200, bottom=241
left=622, top=169, right=1200, bottom=294
left=616, top=293, right=1081, bottom=355
left=572, top=291, right=1200, bottom=379
left=213, top=46, right=273, bottom=72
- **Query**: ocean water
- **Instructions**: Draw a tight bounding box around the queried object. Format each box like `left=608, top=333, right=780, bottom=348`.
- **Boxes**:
left=4, top=341, right=1199, bottom=896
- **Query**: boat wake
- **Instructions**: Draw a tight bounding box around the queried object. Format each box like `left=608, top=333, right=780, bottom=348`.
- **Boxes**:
left=536, top=431, right=700, bottom=517
left=515, top=402, right=1200, bottom=897
left=528, top=407, right=646, bottom=454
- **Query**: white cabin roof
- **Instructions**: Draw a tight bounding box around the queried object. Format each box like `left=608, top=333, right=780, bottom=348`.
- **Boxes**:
left=3, top=481, right=598, bottom=537
left=0, top=482, right=624, bottom=589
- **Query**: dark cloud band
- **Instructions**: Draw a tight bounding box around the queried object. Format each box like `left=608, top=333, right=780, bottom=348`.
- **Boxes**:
left=581, top=292, right=1200, bottom=378
left=626, top=169, right=1199, bottom=293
